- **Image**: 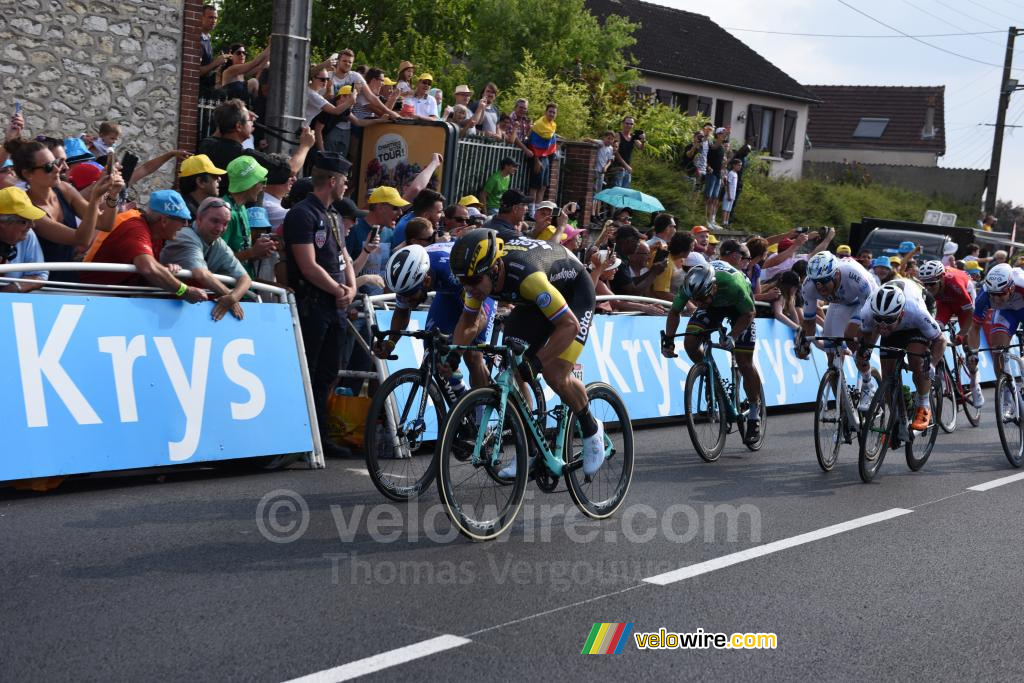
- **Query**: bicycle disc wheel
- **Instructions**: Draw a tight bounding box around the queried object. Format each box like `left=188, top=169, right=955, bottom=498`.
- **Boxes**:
left=994, top=374, right=1024, bottom=468
left=437, top=387, right=529, bottom=540
left=814, top=368, right=844, bottom=472
left=364, top=368, right=445, bottom=502
left=956, top=355, right=981, bottom=427
left=859, top=379, right=894, bottom=483
left=684, top=362, right=728, bottom=462
left=937, top=362, right=957, bottom=434
left=733, top=367, right=767, bottom=452
left=564, top=382, right=634, bottom=519
left=906, top=381, right=940, bottom=471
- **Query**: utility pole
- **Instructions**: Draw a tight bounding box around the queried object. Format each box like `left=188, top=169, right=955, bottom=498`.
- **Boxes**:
left=265, top=0, right=312, bottom=154
left=985, top=26, right=1022, bottom=216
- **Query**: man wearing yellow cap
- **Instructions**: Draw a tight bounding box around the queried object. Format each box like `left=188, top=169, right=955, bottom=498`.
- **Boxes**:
left=406, top=73, right=439, bottom=120
left=178, top=154, right=226, bottom=218
left=0, top=186, right=49, bottom=292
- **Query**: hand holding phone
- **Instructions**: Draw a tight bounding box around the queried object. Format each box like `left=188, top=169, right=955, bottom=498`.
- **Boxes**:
left=654, top=248, right=669, bottom=263
left=368, top=225, right=380, bottom=243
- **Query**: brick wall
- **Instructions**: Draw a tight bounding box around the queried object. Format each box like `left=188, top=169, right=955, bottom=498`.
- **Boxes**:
left=177, top=0, right=204, bottom=152
left=560, top=140, right=600, bottom=225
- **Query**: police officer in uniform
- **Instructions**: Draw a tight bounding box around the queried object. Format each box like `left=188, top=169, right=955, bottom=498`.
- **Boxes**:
left=283, top=152, right=357, bottom=456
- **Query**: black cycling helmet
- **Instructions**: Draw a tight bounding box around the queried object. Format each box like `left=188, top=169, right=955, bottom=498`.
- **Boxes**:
left=450, top=228, right=504, bottom=278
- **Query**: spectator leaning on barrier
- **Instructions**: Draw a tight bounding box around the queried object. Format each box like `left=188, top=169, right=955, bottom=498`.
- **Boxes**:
left=479, top=157, right=517, bottom=215
left=347, top=186, right=407, bottom=289
left=160, top=196, right=252, bottom=320
left=282, top=152, right=356, bottom=456
left=649, top=232, right=694, bottom=302
left=647, top=213, right=677, bottom=250
left=406, top=74, right=440, bottom=121
left=198, top=99, right=254, bottom=177
left=224, top=156, right=274, bottom=276
left=0, top=186, right=49, bottom=292
left=441, top=203, right=471, bottom=240
left=178, top=154, right=226, bottom=219
left=484, top=187, right=529, bottom=240
left=83, top=190, right=208, bottom=304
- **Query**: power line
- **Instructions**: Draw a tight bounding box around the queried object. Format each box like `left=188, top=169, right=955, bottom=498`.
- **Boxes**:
left=835, top=0, right=1013, bottom=68
left=933, top=0, right=1004, bottom=31
left=723, top=27, right=1004, bottom=38
left=965, top=0, right=1021, bottom=23
left=901, top=0, right=1004, bottom=48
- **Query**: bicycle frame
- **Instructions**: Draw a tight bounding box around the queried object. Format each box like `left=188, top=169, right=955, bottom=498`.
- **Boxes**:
left=810, top=336, right=861, bottom=430
left=670, top=328, right=741, bottom=421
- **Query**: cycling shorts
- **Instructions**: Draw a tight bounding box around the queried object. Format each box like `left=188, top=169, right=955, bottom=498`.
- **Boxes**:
left=427, top=293, right=495, bottom=344
left=686, top=307, right=756, bottom=352
left=821, top=302, right=859, bottom=351
left=502, top=280, right=596, bottom=364
left=992, top=307, right=1024, bottom=337
left=879, top=330, right=931, bottom=360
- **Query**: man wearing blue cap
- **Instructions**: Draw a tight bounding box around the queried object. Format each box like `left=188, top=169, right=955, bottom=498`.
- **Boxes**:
left=160, top=196, right=252, bottom=320
left=283, top=151, right=356, bottom=456
left=83, top=189, right=209, bottom=305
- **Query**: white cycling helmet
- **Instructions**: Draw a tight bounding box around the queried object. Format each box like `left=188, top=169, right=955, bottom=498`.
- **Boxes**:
left=807, top=252, right=839, bottom=282
left=917, top=260, right=945, bottom=284
left=385, top=245, right=430, bottom=294
left=683, top=262, right=716, bottom=299
left=870, top=282, right=906, bottom=322
left=985, top=263, right=1014, bottom=295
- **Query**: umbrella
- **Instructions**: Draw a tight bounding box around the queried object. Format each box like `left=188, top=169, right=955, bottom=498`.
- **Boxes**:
left=593, top=187, right=665, bottom=213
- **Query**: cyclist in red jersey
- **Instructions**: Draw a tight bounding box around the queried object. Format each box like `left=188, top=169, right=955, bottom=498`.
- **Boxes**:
left=917, top=260, right=981, bottom=407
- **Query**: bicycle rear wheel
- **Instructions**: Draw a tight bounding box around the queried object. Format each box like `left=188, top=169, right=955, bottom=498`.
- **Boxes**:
left=859, top=379, right=895, bottom=483
left=906, top=381, right=940, bottom=471
left=364, top=368, right=444, bottom=502
left=734, top=367, right=767, bottom=452
left=994, top=374, right=1024, bottom=468
left=937, top=361, right=957, bottom=433
left=684, top=362, right=728, bottom=462
left=814, top=368, right=844, bottom=472
left=564, top=383, right=634, bottom=519
left=437, top=388, right=528, bottom=540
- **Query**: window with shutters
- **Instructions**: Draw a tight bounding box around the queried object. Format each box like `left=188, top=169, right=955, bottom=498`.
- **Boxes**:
left=714, top=99, right=733, bottom=129
left=759, top=108, right=776, bottom=153
left=697, top=96, right=713, bottom=116
left=781, top=110, right=798, bottom=159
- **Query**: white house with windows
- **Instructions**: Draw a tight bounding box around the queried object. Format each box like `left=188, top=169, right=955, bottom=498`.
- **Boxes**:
left=586, top=0, right=819, bottom=178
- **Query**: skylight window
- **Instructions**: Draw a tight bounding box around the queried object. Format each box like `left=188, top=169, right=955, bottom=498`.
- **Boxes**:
left=853, top=117, right=889, bottom=138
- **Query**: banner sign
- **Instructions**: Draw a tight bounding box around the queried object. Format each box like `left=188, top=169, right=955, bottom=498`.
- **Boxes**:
left=355, top=122, right=456, bottom=207
left=376, top=311, right=996, bottom=420
left=1, top=295, right=312, bottom=480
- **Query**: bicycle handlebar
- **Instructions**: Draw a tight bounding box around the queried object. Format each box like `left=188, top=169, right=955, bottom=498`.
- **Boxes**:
left=860, top=344, right=933, bottom=359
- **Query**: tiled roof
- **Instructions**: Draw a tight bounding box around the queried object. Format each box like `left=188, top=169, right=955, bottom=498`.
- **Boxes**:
left=585, top=0, right=818, bottom=103
left=805, top=85, right=946, bottom=154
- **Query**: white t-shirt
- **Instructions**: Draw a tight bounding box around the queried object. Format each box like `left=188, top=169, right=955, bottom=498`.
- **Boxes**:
left=330, top=71, right=366, bottom=130
left=595, top=144, right=615, bottom=173
left=263, top=193, right=287, bottom=231
left=726, top=170, right=739, bottom=200
left=407, top=94, right=438, bottom=119
left=306, top=88, right=330, bottom=126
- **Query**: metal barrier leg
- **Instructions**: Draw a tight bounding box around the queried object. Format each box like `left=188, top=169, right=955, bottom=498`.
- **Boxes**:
left=288, top=291, right=325, bottom=469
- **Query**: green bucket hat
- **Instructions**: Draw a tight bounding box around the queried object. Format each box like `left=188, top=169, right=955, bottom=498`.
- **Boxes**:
left=227, top=155, right=268, bottom=193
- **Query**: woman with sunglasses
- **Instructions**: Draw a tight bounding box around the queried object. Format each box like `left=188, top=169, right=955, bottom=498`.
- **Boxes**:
left=9, top=138, right=121, bottom=281
left=220, top=43, right=269, bottom=102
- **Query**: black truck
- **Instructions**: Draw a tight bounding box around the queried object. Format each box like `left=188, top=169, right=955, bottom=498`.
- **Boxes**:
left=849, top=217, right=1022, bottom=261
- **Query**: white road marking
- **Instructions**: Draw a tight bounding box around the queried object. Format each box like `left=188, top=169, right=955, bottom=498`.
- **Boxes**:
left=643, top=508, right=913, bottom=586
left=282, top=635, right=470, bottom=683
left=967, top=471, right=1024, bottom=492
left=344, top=468, right=371, bottom=477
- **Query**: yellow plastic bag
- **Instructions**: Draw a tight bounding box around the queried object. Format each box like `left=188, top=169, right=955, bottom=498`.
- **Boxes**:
left=326, top=388, right=372, bottom=449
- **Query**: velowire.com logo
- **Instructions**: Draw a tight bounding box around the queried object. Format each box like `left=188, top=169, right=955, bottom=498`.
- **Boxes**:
left=581, top=623, right=634, bottom=654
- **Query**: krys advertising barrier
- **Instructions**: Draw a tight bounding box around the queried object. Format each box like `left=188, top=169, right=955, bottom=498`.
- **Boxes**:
left=0, top=294, right=313, bottom=481
left=376, top=310, right=996, bottom=420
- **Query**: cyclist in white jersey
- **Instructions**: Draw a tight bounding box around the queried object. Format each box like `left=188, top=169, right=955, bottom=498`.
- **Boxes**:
left=847, top=282, right=945, bottom=430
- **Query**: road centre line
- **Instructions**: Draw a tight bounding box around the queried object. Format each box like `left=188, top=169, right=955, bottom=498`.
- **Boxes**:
left=282, top=635, right=470, bottom=683
left=643, top=508, right=913, bottom=585
left=967, top=471, right=1024, bottom=492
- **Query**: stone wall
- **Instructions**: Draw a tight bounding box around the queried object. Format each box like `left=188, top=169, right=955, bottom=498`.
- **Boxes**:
left=0, top=0, right=185, bottom=196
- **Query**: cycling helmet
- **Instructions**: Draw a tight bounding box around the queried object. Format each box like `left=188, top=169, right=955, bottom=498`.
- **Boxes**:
left=870, top=282, right=906, bottom=322
left=450, top=228, right=503, bottom=278
left=807, top=252, right=840, bottom=282
left=683, top=262, right=716, bottom=299
left=385, top=245, right=430, bottom=294
left=985, top=263, right=1014, bottom=294
left=917, top=260, right=945, bottom=283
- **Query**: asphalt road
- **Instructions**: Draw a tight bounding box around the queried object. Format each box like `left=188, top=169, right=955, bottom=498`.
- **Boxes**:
left=3, top=388, right=1023, bottom=682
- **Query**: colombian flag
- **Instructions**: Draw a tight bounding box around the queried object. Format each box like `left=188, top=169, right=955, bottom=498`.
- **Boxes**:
left=527, top=117, right=558, bottom=157
left=581, top=622, right=634, bottom=654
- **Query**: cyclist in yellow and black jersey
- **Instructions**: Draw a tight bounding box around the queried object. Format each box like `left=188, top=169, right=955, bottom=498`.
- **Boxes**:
left=449, top=229, right=604, bottom=477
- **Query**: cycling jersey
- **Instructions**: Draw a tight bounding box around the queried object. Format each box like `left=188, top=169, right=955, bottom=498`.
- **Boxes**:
left=857, top=292, right=943, bottom=339
left=464, top=237, right=595, bottom=363
left=710, top=259, right=743, bottom=276
left=801, top=260, right=876, bottom=320
left=396, top=241, right=495, bottom=343
left=931, top=268, right=974, bottom=325
left=973, top=267, right=1024, bottom=324
left=673, top=270, right=756, bottom=351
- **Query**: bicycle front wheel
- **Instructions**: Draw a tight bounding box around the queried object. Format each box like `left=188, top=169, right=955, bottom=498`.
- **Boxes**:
left=814, top=368, right=844, bottom=472
left=906, top=381, right=940, bottom=471
left=859, top=379, right=895, bottom=483
left=956, top=354, right=981, bottom=427
left=995, top=374, right=1024, bottom=468
left=564, top=383, right=634, bottom=519
left=364, top=368, right=444, bottom=502
left=685, top=362, right=728, bottom=462
left=937, top=361, right=957, bottom=434
left=437, top=387, right=529, bottom=540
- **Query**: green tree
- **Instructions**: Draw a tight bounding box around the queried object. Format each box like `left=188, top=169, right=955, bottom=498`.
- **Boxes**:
left=497, top=53, right=590, bottom=141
